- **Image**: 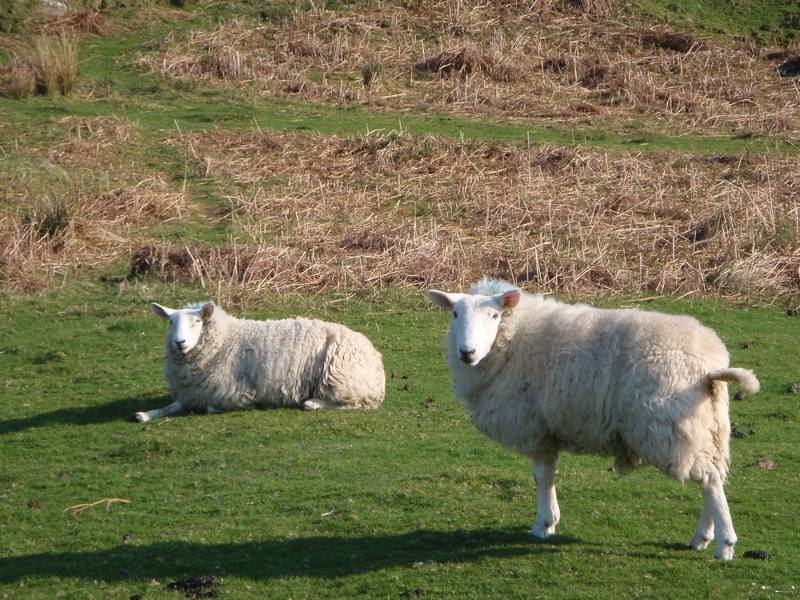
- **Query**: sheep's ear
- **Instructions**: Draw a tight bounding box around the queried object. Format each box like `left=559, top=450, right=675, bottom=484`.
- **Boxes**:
left=497, top=289, right=521, bottom=311
left=201, top=302, right=215, bottom=321
left=427, top=290, right=455, bottom=310
left=151, top=302, right=173, bottom=319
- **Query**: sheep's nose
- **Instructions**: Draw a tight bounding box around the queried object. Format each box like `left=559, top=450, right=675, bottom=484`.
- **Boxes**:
left=175, top=339, right=186, bottom=349
left=460, top=348, right=476, bottom=363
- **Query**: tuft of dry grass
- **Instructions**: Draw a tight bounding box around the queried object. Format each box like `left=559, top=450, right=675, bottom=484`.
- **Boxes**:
left=414, top=45, right=518, bottom=82
left=2, top=33, right=79, bottom=97
left=2, top=55, right=37, bottom=98
left=34, top=33, right=79, bottom=95
left=136, top=2, right=800, bottom=138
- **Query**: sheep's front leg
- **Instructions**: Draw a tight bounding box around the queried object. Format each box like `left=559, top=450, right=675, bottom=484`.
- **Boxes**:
left=134, top=400, right=184, bottom=423
left=530, top=455, right=560, bottom=540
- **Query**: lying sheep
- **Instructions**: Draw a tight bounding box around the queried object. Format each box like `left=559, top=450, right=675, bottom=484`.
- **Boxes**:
left=428, top=278, right=759, bottom=560
left=135, top=302, right=385, bottom=422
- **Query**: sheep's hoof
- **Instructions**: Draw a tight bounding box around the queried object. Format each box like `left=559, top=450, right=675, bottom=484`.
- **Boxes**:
left=714, top=545, right=735, bottom=561
left=530, top=523, right=556, bottom=540
left=133, top=412, right=150, bottom=423
left=713, top=541, right=736, bottom=560
left=690, top=534, right=712, bottom=551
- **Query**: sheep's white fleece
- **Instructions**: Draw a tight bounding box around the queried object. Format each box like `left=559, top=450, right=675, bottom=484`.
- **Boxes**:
left=446, top=281, right=758, bottom=482
left=165, top=306, right=385, bottom=411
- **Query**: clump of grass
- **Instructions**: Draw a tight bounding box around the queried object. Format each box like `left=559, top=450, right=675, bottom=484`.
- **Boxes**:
left=413, top=45, right=515, bottom=82
left=361, top=59, right=383, bottom=88
left=2, top=56, right=37, bottom=99
left=21, top=197, right=70, bottom=239
left=2, top=33, right=79, bottom=98
left=34, top=33, right=80, bottom=95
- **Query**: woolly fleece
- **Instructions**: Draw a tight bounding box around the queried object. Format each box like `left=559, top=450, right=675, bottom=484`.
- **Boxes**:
left=164, top=305, right=385, bottom=411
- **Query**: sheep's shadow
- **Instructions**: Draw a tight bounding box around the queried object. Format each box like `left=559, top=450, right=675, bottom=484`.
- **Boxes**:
left=636, top=540, right=695, bottom=552
left=0, top=528, right=555, bottom=583
left=0, top=395, right=170, bottom=435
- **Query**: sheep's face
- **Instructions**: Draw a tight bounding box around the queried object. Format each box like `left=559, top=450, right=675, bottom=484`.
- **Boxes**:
left=151, top=302, right=214, bottom=355
left=427, top=289, right=520, bottom=366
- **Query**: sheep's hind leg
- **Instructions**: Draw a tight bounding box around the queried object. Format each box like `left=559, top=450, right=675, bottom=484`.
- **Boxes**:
left=689, top=502, right=714, bottom=551
left=134, top=400, right=184, bottom=422
left=302, top=398, right=341, bottom=411
left=530, top=455, right=560, bottom=540
left=694, top=464, right=737, bottom=560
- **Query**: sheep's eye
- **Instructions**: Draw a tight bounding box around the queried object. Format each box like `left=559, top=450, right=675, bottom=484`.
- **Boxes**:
left=453, top=311, right=458, bottom=319
left=492, top=313, right=499, bottom=319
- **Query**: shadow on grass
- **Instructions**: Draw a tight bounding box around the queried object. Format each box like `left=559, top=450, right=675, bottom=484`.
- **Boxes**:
left=0, top=395, right=170, bottom=435
left=0, top=528, right=556, bottom=582
left=637, top=540, right=695, bottom=552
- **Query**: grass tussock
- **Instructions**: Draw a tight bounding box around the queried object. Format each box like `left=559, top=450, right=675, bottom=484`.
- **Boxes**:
left=2, top=55, right=37, bottom=99
left=122, top=128, right=800, bottom=304
left=1, top=33, right=79, bottom=97
left=136, top=2, right=800, bottom=138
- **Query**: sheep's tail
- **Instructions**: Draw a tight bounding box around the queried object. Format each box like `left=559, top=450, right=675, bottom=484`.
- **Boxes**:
left=707, top=368, right=760, bottom=396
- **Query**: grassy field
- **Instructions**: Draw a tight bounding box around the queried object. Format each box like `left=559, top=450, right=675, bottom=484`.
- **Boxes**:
left=1, top=283, right=799, bottom=599
left=1, top=0, right=799, bottom=598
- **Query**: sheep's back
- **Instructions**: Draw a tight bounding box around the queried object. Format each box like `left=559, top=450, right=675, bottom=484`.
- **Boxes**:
left=233, top=317, right=330, bottom=406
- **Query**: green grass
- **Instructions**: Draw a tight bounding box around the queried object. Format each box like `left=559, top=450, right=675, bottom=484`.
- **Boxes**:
left=633, top=0, right=800, bottom=45
left=2, top=3, right=799, bottom=595
left=1, top=284, right=799, bottom=598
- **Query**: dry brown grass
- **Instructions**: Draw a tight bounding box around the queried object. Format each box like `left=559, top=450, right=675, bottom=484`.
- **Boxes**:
left=38, top=9, right=110, bottom=36
left=2, top=120, right=798, bottom=302
left=1, top=33, right=79, bottom=97
left=0, top=117, right=187, bottom=291
left=0, top=180, right=187, bottom=291
left=136, top=2, right=800, bottom=138
left=34, top=33, right=79, bottom=95
left=2, top=55, right=37, bottom=98
left=116, top=128, right=799, bottom=304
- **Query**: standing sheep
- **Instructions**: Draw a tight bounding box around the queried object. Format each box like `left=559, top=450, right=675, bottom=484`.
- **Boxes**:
left=427, top=278, right=759, bottom=560
left=135, top=301, right=385, bottom=422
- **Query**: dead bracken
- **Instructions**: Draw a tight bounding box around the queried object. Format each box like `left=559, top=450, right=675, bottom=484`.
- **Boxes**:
left=3, top=123, right=799, bottom=304
left=134, top=3, right=800, bottom=138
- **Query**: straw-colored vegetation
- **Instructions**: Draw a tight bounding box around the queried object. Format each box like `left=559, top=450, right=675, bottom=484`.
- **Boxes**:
left=1, top=32, right=79, bottom=97
left=1, top=2, right=798, bottom=304
left=0, top=117, right=186, bottom=290
left=140, top=129, right=797, bottom=302
left=7, top=122, right=792, bottom=302
left=137, top=1, right=800, bottom=139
